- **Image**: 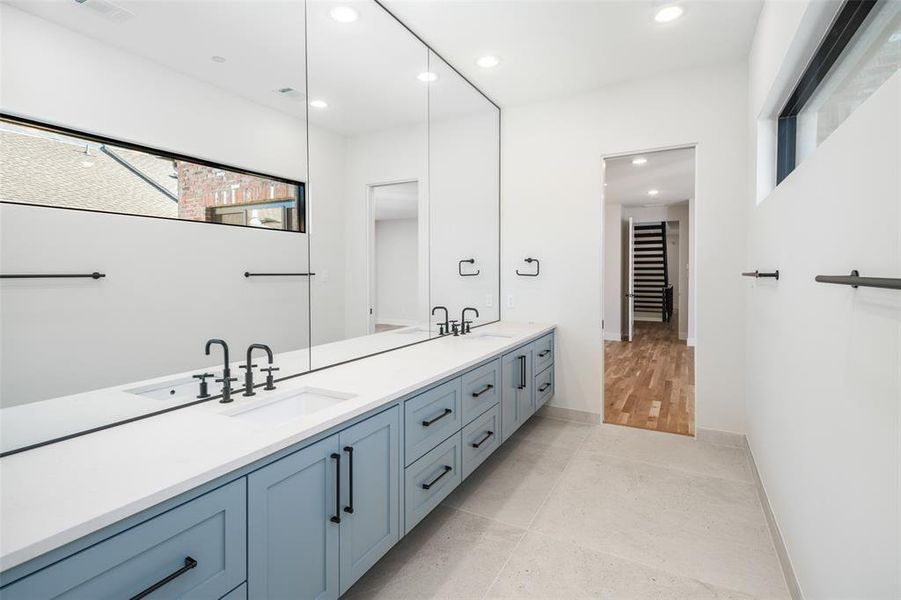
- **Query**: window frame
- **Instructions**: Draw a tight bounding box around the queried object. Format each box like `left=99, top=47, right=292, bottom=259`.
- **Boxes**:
left=0, top=112, right=307, bottom=234
left=776, top=0, right=878, bottom=184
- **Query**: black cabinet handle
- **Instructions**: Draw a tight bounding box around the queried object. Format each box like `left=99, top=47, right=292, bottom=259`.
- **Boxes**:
left=538, top=349, right=551, bottom=358
left=422, top=408, right=452, bottom=427
left=330, top=453, right=341, bottom=524
left=129, top=557, right=197, bottom=600
left=471, top=384, right=494, bottom=398
left=421, top=465, right=453, bottom=490
left=343, top=446, right=354, bottom=514
left=538, top=382, right=552, bottom=393
left=471, top=431, right=494, bottom=448
left=517, top=355, right=526, bottom=390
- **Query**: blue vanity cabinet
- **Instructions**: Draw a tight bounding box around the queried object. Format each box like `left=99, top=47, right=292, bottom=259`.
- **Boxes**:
left=501, top=347, right=533, bottom=441
left=247, top=435, right=341, bottom=600
left=337, top=407, right=400, bottom=595
left=0, top=479, right=246, bottom=600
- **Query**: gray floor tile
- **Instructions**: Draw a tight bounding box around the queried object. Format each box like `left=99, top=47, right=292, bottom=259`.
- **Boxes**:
left=343, top=505, right=525, bottom=600
left=486, top=531, right=757, bottom=599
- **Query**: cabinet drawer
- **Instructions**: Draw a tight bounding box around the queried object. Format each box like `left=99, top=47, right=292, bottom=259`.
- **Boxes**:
left=220, top=583, right=247, bottom=600
left=533, top=333, right=555, bottom=374
left=404, top=433, right=462, bottom=533
left=2, top=479, right=246, bottom=600
left=461, top=402, right=500, bottom=479
left=535, top=365, right=555, bottom=409
left=461, top=359, right=501, bottom=424
left=404, top=378, right=462, bottom=465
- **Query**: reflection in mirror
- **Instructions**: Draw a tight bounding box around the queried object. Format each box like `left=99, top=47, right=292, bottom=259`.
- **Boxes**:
left=428, top=52, right=501, bottom=329
left=306, top=0, right=430, bottom=370
left=0, top=0, right=310, bottom=453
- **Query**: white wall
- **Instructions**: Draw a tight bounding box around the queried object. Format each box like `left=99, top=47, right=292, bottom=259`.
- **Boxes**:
left=503, top=63, right=747, bottom=429
left=745, top=3, right=900, bottom=597
left=0, top=6, right=311, bottom=405
left=602, top=203, right=623, bottom=340
left=375, top=218, right=419, bottom=324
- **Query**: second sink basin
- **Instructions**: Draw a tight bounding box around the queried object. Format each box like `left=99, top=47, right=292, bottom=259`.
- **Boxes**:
left=126, top=377, right=206, bottom=402
left=224, top=388, right=356, bottom=425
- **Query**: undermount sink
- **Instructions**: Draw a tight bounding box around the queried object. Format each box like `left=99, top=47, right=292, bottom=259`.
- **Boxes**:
left=126, top=377, right=205, bottom=401
left=224, top=388, right=356, bottom=425
left=466, top=332, right=514, bottom=341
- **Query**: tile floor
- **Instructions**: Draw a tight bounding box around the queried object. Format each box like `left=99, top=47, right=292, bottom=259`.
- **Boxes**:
left=344, top=416, right=789, bottom=599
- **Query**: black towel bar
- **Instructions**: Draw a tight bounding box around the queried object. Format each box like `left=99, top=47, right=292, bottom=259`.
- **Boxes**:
left=815, top=270, right=901, bottom=290
left=244, top=272, right=315, bottom=277
left=1, top=272, right=105, bottom=279
left=458, top=258, right=479, bottom=277
left=741, top=270, right=779, bottom=280
left=516, top=257, right=540, bottom=277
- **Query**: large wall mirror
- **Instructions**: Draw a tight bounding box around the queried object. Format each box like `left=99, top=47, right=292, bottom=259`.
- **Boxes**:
left=0, top=0, right=500, bottom=455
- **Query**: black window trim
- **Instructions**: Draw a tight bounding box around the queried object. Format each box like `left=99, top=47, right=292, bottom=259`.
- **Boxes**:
left=776, top=0, right=878, bottom=184
left=0, top=112, right=307, bottom=234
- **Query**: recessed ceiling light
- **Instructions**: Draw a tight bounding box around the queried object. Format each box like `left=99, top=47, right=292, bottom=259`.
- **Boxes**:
left=476, top=55, right=500, bottom=69
left=329, top=6, right=358, bottom=23
left=654, top=5, right=684, bottom=23
left=648, top=189, right=660, bottom=196
left=210, top=55, right=227, bottom=63
left=417, top=72, right=438, bottom=83
left=310, top=99, right=329, bottom=109
left=631, top=157, right=648, bottom=165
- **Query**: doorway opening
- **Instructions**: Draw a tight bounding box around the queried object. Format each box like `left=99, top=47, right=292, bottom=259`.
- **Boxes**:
left=602, top=146, right=696, bottom=436
left=368, top=181, right=420, bottom=334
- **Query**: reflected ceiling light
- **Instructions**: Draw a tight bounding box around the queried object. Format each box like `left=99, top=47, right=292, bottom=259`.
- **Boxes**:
left=476, top=55, right=500, bottom=69
left=329, top=6, right=358, bottom=23
left=310, top=99, right=329, bottom=109
left=210, top=55, right=227, bottom=63
left=80, top=160, right=95, bottom=168
left=631, top=157, right=648, bottom=165
left=417, top=72, right=438, bottom=82
left=648, top=189, right=660, bottom=196
left=654, top=4, right=684, bottom=23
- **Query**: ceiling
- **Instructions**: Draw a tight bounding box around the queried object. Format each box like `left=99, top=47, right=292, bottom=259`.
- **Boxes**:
left=604, top=147, right=694, bottom=206
left=382, top=0, right=764, bottom=106
left=6, top=0, right=490, bottom=137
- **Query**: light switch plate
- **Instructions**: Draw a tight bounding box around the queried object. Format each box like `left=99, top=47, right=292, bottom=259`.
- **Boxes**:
left=485, top=293, right=494, bottom=307
left=506, top=294, right=514, bottom=308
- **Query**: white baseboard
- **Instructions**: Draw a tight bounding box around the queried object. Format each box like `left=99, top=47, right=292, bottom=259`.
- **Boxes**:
left=686, top=337, right=696, bottom=347
left=698, top=428, right=802, bottom=599
left=603, top=332, right=624, bottom=342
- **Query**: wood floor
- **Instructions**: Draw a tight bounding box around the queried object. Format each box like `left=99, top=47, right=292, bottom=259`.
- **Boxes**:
left=604, top=320, right=695, bottom=436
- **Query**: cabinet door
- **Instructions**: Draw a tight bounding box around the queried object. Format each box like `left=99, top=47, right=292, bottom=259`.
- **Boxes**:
left=338, top=407, right=400, bottom=594
left=501, top=347, right=533, bottom=441
left=248, top=435, right=340, bottom=600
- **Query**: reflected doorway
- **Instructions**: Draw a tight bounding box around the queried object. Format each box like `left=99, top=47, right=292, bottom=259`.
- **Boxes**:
left=368, top=181, right=420, bottom=334
left=602, top=147, right=696, bottom=436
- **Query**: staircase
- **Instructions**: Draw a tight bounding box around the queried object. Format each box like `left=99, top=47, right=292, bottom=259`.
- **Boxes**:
left=633, top=221, right=672, bottom=322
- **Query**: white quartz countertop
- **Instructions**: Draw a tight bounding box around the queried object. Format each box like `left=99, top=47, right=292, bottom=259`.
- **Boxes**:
left=0, top=321, right=554, bottom=572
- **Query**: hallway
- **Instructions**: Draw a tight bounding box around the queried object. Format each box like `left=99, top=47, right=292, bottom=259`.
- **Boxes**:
left=604, top=320, right=694, bottom=435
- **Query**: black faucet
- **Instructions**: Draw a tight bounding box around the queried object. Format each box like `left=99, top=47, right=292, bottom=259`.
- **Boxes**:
left=461, top=307, right=479, bottom=334
left=205, top=339, right=235, bottom=403
left=432, top=306, right=450, bottom=335
left=242, top=343, right=274, bottom=397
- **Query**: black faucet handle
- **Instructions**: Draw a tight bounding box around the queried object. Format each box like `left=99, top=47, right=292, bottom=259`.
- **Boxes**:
left=216, top=375, right=237, bottom=384
left=261, top=366, right=280, bottom=374
left=193, top=372, right=215, bottom=382
left=239, top=363, right=258, bottom=371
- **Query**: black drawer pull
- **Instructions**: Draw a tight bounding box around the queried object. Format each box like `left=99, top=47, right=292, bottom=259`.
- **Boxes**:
left=129, top=556, right=197, bottom=600
left=343, top=446, right=354, bottom=514
left=538, top=382, right=552, bottom=392
left=538, top=349, right=551, bottom=358
left=421, top=465, right=453, bottom=490
left=471, top=384, right=494, bottom=398
left=330, top=453, right=341, bottom=524
left=518, top=355, right=527, bottom=390
left=422, top=408, right=452, bottom=427
left=471, top=431, right=494, bottom=448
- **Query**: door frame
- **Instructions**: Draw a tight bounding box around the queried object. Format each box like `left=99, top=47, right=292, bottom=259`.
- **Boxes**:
left=365, top=178, right=419, bottom=334
left=600, top=142, right=698, bottom=433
